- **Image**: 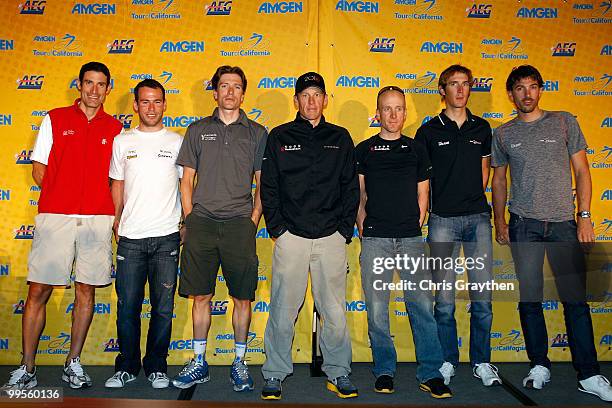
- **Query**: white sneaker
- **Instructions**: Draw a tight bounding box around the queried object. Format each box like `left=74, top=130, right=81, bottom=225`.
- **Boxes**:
left=62, top=357, right=92, bottom=389
left=2, top=365, right=37, bottom=389
left=522, top=365, right=550, bottom=389
left=148, top=372, right=169, bottom=389
left=439, top=362, right=455, bottom=386
left=578, top=375, right=612, bottom=402
left=473, top=363, right=502, bottom=386
left=105, top=371, right=136, bottom=388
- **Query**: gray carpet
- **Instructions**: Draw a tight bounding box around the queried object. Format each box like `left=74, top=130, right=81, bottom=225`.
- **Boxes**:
left=3, top=362, right=610, bottom=406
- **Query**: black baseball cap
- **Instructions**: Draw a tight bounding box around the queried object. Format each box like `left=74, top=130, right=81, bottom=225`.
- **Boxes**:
left=295, top=72, right=325, bottom=95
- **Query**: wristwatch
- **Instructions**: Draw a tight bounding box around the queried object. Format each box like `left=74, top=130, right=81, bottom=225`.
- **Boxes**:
left=577, top=211, right=591, bottom=218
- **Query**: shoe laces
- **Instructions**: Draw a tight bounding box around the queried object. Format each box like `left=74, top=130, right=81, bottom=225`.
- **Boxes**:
left=232, top=360, right=250, bottom=381
left=529, top=365, right=548, bottom=379
left=334, top=375, right=352, bottom=389
left=591, top=375, right=611, bottom=387
left=440, top=362, right=454, bottom=376
left=111, top=371, right=125, bottom=380
left=477, top=363, right=499, bottom=376
left=67, top=358, right=85, bottom=377
left=179, top=359, right=201, bottom=376
left=153, top=372, right=168, bottom=381
left=9, top=365, right=30, bottom=383
left=264, top=377, right=281, bottom=388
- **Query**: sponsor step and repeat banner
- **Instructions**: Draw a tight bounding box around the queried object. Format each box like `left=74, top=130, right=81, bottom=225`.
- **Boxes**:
left=0, top=0, right=610, bottom=366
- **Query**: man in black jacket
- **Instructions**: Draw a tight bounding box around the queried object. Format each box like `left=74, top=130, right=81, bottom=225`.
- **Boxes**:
left=260, top=72, right=359, bottom=400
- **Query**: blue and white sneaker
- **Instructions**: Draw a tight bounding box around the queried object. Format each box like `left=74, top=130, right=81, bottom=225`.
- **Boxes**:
left=172, top=359, right=209, bottom=389
left=230, top=359, right=254, bottom=392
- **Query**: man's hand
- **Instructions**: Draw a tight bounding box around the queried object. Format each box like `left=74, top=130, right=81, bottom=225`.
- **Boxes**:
left=357, top=174, right=367, bottom=239
left=577, top=217, right=595, bottom=248
left=179, top=224, right=186, bottom=245
left=571, top=150, right=593, bottom=248
left=113, top=218, right=120, bottom=243
left=495, top=221, right=510, bottom=245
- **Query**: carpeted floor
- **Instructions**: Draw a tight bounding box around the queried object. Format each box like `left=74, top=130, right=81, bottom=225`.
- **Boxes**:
left=2, top=362, right=610, bottom=406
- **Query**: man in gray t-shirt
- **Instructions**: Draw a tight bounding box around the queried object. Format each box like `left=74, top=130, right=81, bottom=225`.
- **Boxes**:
left=491, top=65, right=611, bottom=402
left=491, top=110, right=586, bottom=222
left=172, top=65, right=267, bottom=392
left=178, top=107, right=266, bottom=219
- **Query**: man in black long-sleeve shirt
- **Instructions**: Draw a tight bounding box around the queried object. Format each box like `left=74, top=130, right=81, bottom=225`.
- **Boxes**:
left=260, top=72, right=359, bottom=401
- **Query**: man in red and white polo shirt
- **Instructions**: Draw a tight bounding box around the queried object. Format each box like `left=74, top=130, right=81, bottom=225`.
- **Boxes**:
left=3, top=62, right=122, bottom=390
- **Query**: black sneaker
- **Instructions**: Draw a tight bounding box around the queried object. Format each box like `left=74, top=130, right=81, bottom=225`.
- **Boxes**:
left=375, top=375, right=394, bottom=393
left=419, top=377, right=452, bottom=399
left=261, top=377, right=282, bottom=400
left=327, top=375, right=358, bottom=399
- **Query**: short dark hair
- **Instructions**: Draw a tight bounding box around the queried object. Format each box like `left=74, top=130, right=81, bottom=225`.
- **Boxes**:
left=79, top=61, right=111, bottom=85
left=211, top=65, right=247, bottom=92
left=506, top=65, right=544, bottom=91
left=438, top=64, right=473, bottom=89
left=376, top=85, right=405, bottom=109
left=134, top=78, right=165, bottom=102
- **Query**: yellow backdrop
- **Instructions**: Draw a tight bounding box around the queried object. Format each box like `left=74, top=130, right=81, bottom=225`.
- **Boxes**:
left=0, top=0, right=610, bottom=366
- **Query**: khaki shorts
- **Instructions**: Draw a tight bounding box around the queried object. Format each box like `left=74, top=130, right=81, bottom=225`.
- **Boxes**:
left=27, top=214, right=114, bottom=286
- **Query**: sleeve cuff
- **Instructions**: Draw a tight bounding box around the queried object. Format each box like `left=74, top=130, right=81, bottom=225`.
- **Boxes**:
left=340, top=228, right=353, bottom=244
left=268, top=226, right=287, bottom=238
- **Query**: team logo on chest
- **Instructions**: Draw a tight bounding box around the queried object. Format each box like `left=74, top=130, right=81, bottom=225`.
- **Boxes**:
left=280, top=144, right=301, bottom=151
left=158, top=149, right=173, bottom=159
left=126, top=149, right=137, bottom=160
left=201, top=133, right=217, bottom=141
left=371, top=144, right=390, bottom=151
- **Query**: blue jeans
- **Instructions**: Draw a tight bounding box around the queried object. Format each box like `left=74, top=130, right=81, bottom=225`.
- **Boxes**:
left=508, top=213, right=599, bottom=380
left=114, top=232, right=180, bottom=376
left=428, top=212, right=493, bottom=367
left=360, top=236, right=444, bottom=383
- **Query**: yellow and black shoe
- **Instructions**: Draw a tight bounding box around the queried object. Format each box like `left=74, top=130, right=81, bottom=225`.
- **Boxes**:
left=374, top=375, right=394, bottom=393
left=419, top=377, right=453, bottom=399
left=261, top=377, right=282, bottom=400
left=327, top=375, right=358, bottom=399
